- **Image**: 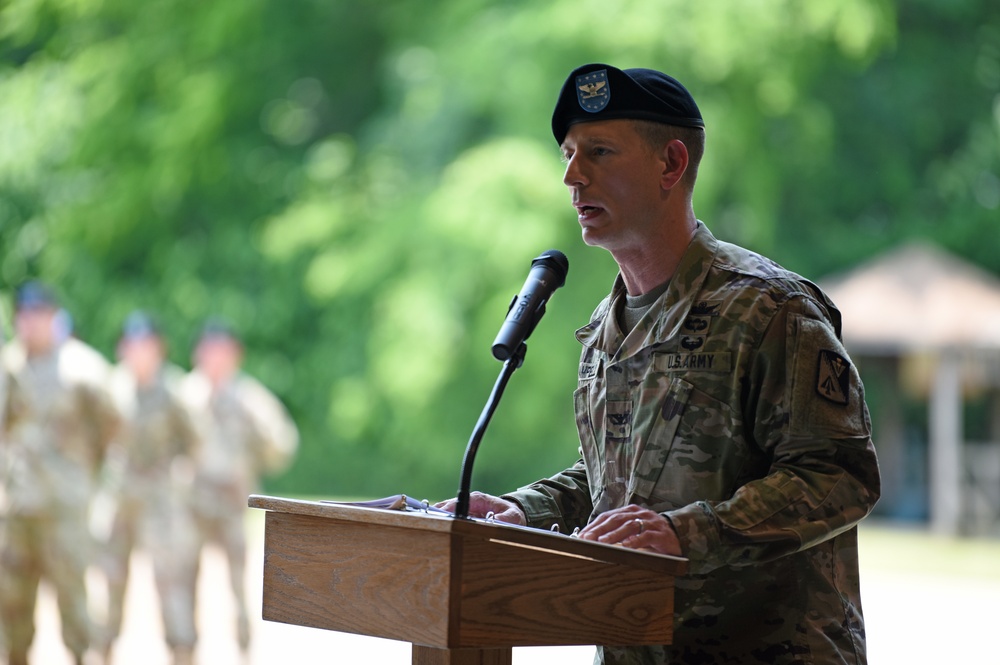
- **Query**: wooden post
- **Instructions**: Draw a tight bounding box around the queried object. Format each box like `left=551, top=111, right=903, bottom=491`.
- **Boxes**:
left=930, top=351, right=963, bottom=534
left=412, top=646, right=512, bottom=665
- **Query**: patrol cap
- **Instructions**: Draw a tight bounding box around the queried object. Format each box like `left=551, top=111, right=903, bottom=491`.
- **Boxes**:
left=198, top=316, right=241, bottom=344
left=120, top=310, right=161, bottom=341
left=551, top=63, right=704, bottom=145
left=15, top=281, right=59, bottom=311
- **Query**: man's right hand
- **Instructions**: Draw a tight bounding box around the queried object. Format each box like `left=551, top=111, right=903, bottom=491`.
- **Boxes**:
left=435, top=491, right=527, bottom=526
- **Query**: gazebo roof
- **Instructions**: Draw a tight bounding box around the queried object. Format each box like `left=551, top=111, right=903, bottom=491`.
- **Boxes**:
left=818, top=241, right=1000, bottom=354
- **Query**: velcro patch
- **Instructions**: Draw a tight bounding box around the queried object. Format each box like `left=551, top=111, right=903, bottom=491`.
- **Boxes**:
left=816, top=349, right=851, bottom=405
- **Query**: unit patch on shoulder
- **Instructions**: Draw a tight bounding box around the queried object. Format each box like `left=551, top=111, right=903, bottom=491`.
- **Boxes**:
left=816, top=349, right=851, bottom=405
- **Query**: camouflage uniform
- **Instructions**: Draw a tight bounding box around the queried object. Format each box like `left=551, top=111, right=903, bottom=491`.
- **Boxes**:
left=0, top=334, right=22, bottom=506
left=180, top=368, right=298, bottom=651
left=98, top=362, right=201, bottom=661
left=504, top=222, right=881, bottom=665
left=0, top=336, right=120, bottom=665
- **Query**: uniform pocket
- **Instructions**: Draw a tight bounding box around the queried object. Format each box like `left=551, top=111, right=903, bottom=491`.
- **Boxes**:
left=628, top=375, right=693, bottom=504
left=636, top=380, right=747, bottom=510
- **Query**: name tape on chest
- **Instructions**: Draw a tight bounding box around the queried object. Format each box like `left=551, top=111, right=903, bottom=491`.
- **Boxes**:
left=655, top=351, right=732, bottom=373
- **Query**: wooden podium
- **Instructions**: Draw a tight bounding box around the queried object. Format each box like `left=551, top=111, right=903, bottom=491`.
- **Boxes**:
left=249, top=495, right=687, bottom=665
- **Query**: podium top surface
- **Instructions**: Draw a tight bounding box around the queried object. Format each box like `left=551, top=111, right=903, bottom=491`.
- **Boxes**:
left=250, top=494, right=687, bottom=576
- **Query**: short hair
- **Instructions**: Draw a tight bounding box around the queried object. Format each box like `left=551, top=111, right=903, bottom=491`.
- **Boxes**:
left=631, top=120, right=705, bottom=191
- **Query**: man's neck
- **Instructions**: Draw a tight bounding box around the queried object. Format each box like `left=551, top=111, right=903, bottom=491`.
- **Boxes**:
left=614, top=212, right=698, bottom=295
left=24, top=341, right=57, bottom=360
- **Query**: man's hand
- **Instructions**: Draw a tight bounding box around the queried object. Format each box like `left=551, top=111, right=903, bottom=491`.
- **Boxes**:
left=578, top=504, right=682, bottom=556
left=435, top=491, right=527, bottom=526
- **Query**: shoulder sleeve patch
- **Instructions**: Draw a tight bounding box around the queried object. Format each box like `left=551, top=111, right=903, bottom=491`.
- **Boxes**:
left=788, top=313, right=870, bottom=438
left=816, top=349, right=851, bottom=405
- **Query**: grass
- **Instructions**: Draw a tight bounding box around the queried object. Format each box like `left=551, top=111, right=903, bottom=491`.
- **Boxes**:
left=859, top=519, right=1000, bottom=582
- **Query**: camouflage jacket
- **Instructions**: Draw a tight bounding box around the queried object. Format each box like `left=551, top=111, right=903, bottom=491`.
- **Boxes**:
left=0, top=364, right=30, bottom=514
left=105, top=363, right=200, bottom=501
left=504, top=222, right=881, bottom=665
left=1, top=338, right=120, bottom=516
left=180, top=369, right=298, bottom=502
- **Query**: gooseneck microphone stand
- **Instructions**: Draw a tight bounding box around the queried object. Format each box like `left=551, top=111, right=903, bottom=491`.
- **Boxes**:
left=454, top=341, right=527, bottom=520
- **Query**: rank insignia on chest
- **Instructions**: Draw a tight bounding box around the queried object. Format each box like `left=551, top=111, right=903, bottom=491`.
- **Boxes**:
left=816, top=349, right=851, bottom=405
left=606, top=399, right=632, bottom=438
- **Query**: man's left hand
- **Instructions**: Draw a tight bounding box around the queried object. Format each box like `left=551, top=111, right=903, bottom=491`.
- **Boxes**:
left=578, top=504, right=682, bottom=556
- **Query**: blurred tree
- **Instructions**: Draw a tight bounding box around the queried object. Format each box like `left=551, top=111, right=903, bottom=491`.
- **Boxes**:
left=759, top=0, right=1000, bottom=278
left=2, top=0, right=997, bottom=500
left=1, top=0, right=391, bottom=491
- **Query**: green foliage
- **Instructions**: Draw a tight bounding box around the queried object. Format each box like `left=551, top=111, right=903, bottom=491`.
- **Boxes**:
left=2, top=0, right=998, bottom=501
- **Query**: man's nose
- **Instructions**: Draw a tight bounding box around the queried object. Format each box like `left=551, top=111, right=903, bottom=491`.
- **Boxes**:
left=563, top=155, right=588, bottom=188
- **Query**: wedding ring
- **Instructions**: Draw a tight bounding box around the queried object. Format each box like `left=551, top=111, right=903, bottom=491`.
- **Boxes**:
left=634, top=518, right=644, bottom=534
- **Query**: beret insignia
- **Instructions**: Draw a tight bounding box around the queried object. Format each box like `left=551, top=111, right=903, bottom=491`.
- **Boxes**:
left=575, top=69, right=610, bottom=113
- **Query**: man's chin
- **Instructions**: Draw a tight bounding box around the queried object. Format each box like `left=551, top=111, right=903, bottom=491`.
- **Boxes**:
left=580, top=227, right=614, bottom=250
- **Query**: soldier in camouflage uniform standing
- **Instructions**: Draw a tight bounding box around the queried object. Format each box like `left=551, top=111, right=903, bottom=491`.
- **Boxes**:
left=0, top=282, right=121, bottom=665
left=1, top=302, right=30, bottom=659
left=0, top=304, right=17, bottom=660
left=96, top=312, right=201, bottom=665
left=180, top=320, right=298, bottom=654
left=438, top=64, right=881, bottom=665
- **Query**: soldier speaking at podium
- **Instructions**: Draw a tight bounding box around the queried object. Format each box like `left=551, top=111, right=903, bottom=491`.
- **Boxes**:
left=439, top=64, right=881, bottom=665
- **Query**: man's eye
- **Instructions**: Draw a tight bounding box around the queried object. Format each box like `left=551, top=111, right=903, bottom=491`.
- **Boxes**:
left=592, top=147, right=610, bottom=156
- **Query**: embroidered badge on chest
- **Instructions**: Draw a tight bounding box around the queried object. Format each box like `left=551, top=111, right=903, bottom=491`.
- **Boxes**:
left=680, top=335, right=704, bottom=351
left=682, top=316, right=710, bottom=333
left=816, top=349, right=851, bottom=405
left=683, top=300, right=722, bottom=335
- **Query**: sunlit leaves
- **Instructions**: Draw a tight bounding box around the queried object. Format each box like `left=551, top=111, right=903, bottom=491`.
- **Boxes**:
left=423, top=138, right=566, bottom=263
left=259, top=199, right=345, bottom=262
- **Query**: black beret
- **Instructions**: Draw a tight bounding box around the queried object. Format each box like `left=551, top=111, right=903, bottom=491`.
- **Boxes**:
left=551, top=63, right=704, bottom=144
left=15, top=281, right=59, bottom=311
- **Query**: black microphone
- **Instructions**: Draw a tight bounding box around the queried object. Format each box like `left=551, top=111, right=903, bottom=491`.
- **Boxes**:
left=491, top=249, right=569, bottom=361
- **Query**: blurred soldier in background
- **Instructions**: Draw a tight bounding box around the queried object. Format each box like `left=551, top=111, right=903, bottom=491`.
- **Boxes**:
left=1, top=300, right=30, bottom=659
left=0, top=281, right=121, bottom=665
left=0, top=299, right=12, bottom=435
left=96, top=311, right=201, bottom=665
left=180, top=319, right=298, bottom=654
left=0, top=298, right=21, bottom=503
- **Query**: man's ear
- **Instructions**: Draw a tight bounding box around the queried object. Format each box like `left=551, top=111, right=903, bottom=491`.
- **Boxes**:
left=660, top=139, right=689, bottom=190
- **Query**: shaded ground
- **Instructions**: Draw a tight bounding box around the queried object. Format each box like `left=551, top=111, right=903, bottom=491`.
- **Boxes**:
left=22, top=515, right=1000, bottom=664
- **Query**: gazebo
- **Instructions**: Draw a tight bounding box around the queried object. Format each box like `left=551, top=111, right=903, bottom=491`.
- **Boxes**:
left=819, top=241, right=1000, bottom=534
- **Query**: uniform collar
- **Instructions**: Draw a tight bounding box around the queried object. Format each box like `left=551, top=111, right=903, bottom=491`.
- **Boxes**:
left=576, top=221, right=719, bottom=361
